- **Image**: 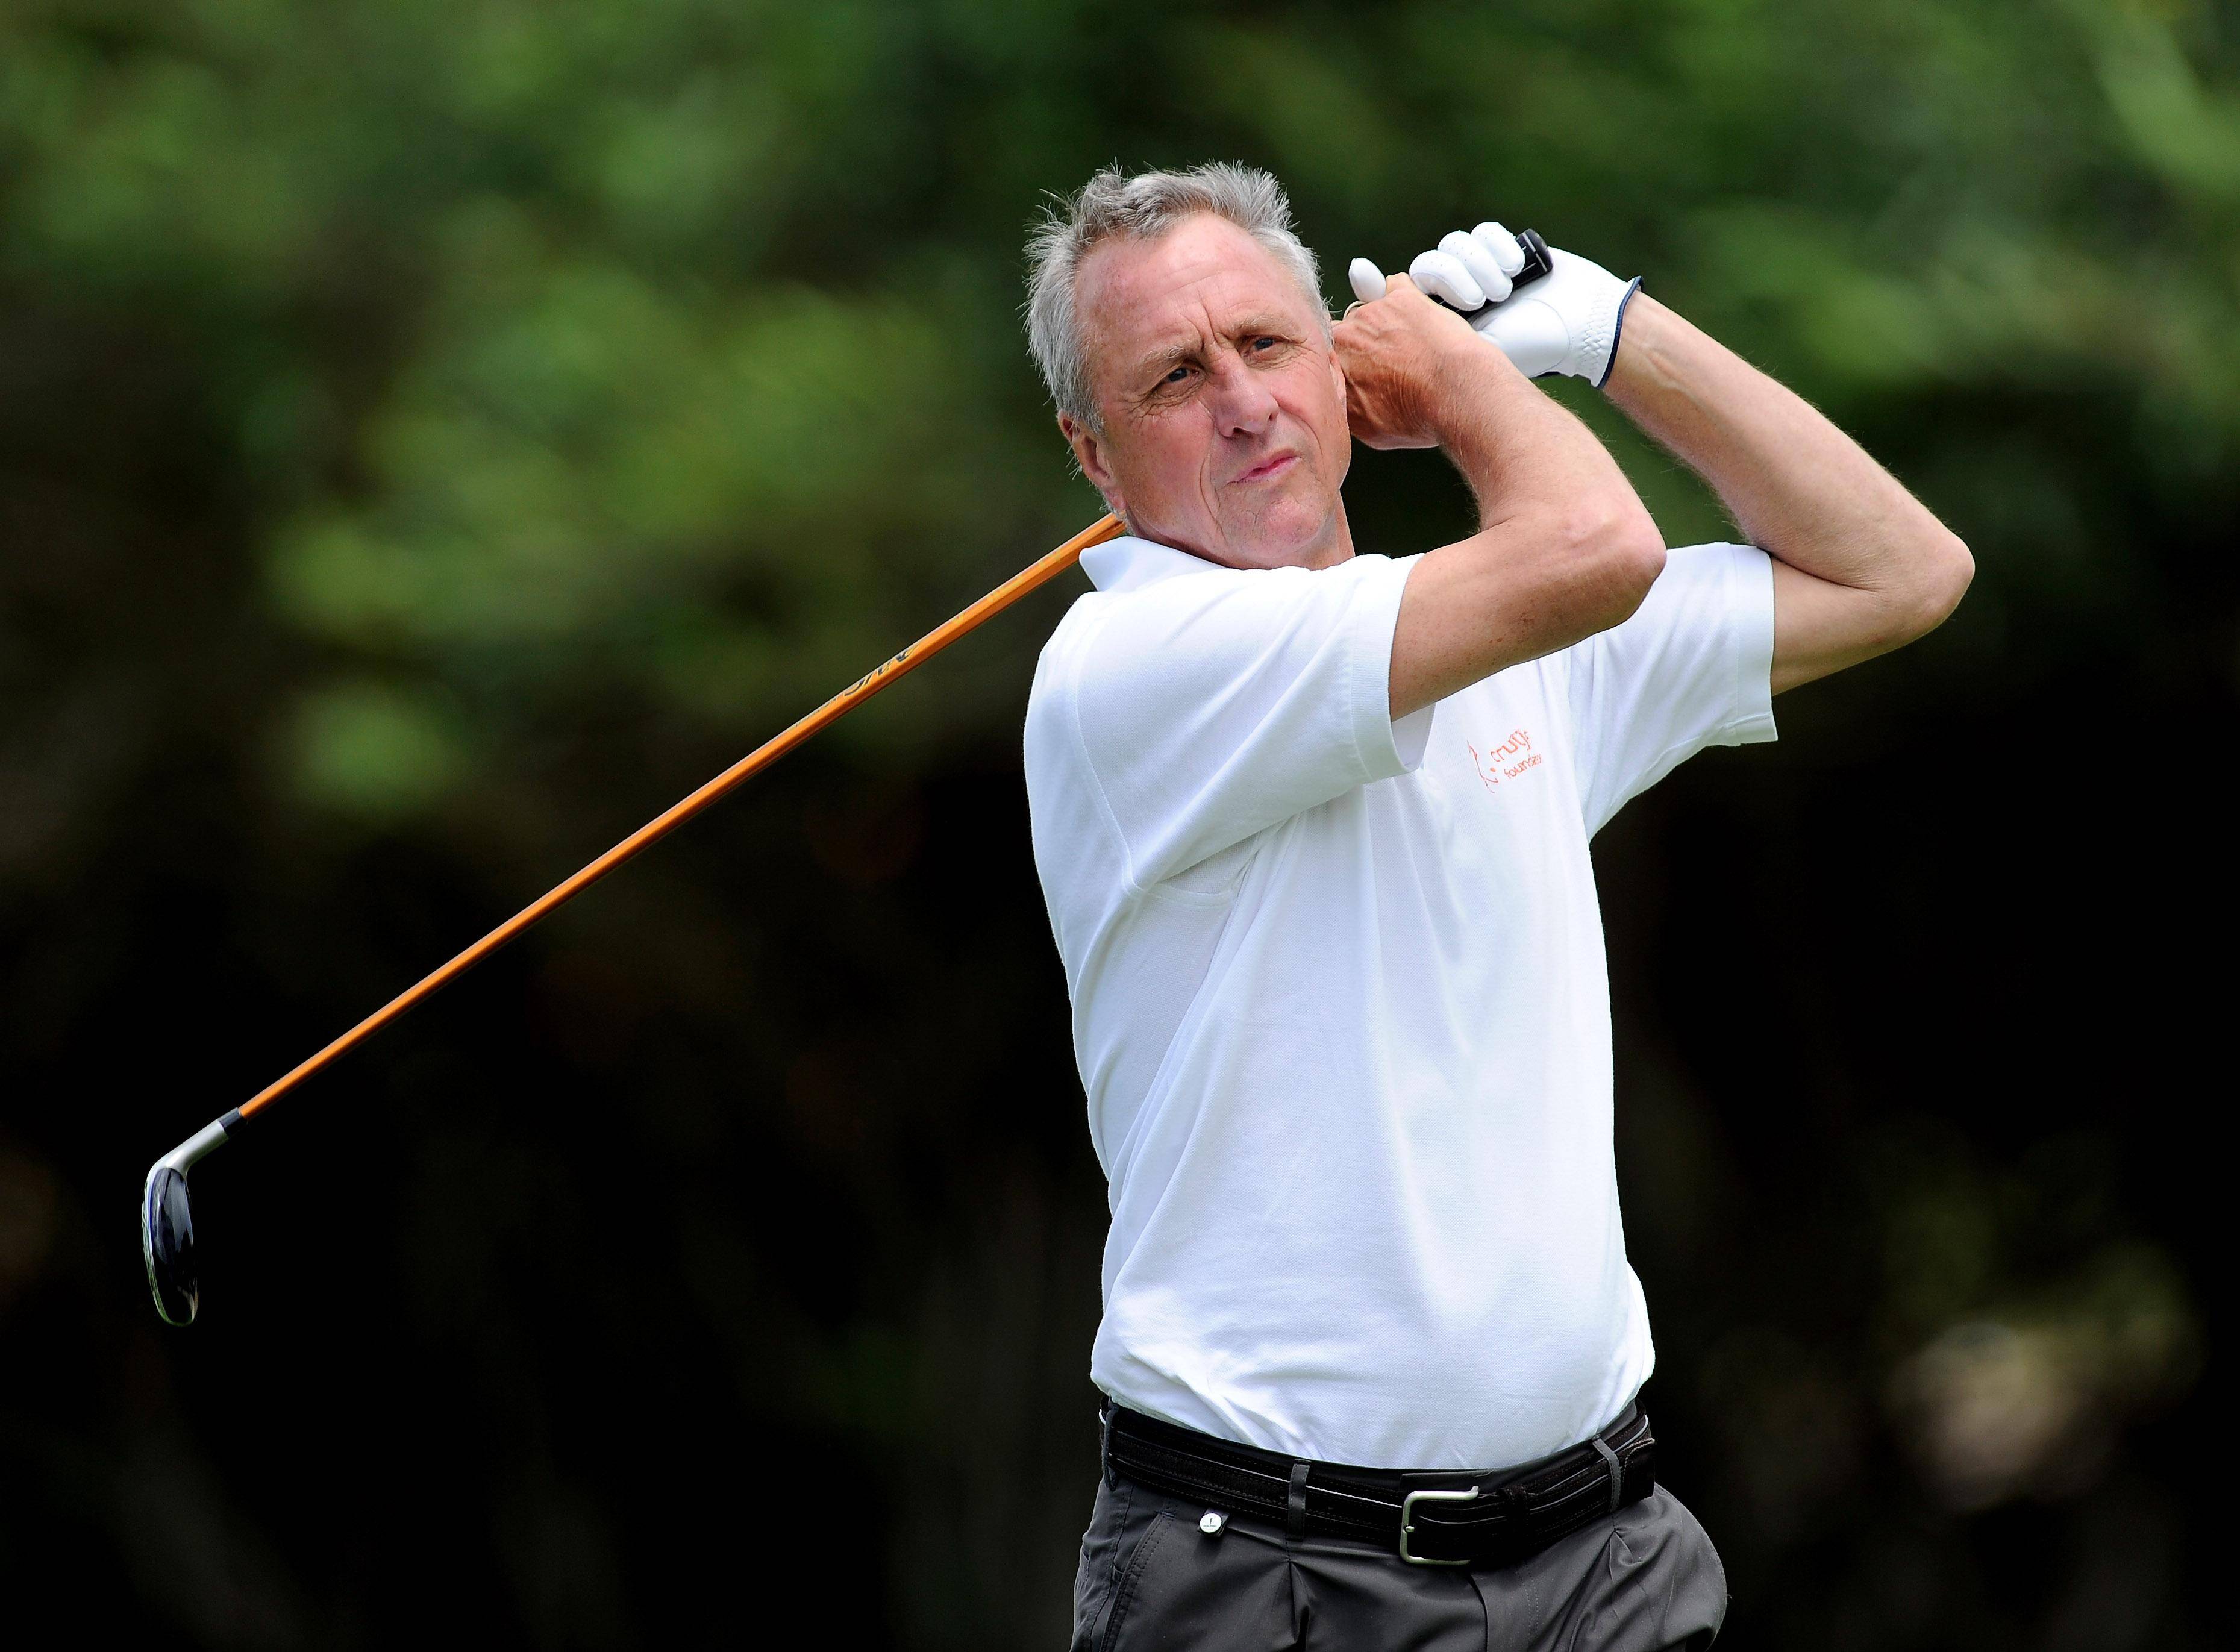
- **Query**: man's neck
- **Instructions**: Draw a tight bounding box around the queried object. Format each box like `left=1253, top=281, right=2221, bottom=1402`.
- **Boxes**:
left=1131, top=502, right=1356, bottom=572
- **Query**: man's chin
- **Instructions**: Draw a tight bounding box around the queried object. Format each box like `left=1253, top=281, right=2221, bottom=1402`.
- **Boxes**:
left=1217, top=495, right=1345, bottom=571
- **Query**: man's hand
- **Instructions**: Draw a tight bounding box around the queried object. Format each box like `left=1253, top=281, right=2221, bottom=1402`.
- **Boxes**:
left=1331, top=274, right=1486, bottom=450
left=1354, top=224, right=1641, bottom=387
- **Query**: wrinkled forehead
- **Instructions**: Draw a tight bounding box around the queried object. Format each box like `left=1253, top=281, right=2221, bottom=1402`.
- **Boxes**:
left=1076, top=214, right=1322, bottom=380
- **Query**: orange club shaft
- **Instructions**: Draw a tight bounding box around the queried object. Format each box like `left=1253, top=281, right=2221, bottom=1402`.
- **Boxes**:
left=234, top=512, right=1125, bottom=1122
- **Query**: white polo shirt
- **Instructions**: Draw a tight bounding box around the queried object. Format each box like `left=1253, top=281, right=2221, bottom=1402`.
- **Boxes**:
left=1023, top=533, right=1775, bottom=1471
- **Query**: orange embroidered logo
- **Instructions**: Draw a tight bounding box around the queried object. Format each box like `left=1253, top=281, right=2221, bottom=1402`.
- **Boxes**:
left=1466, top=728, right=1541, bottom=793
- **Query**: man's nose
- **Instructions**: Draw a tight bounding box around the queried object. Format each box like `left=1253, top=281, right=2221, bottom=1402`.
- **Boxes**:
left=1204, top=352, right=1281, bottom=437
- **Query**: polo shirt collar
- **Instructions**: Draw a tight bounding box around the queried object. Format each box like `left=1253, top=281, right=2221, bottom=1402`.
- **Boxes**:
left=1080, top=534, right=1228, bottom=593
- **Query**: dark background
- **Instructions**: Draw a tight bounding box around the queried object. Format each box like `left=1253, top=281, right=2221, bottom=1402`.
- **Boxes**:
left=2, top=0, right=2232, bottom=1645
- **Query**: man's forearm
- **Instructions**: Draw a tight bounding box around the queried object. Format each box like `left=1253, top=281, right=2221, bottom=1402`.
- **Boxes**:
left=1341, top=277, right=1666, bottom=717
left=1434, top=332, right=1648, bottom=537
left=1385, top=341, right=1667, bottom=716
left=1602, top=296, right=1967, bottom=599
left=1600, top=293, right=1971, bottom=692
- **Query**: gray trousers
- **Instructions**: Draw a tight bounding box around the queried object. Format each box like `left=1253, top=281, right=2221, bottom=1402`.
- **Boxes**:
left=1069, top=1471, right=1727, bottom=1651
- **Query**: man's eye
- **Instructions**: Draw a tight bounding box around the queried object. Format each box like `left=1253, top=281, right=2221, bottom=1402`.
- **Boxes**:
left=1162, top=365, right=1192, bottom=386
left=1251, top=336, right=1279, bottom=351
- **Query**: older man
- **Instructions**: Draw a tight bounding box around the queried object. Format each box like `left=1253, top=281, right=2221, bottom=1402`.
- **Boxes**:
left=1021, top=164, right=1968, bottom=1651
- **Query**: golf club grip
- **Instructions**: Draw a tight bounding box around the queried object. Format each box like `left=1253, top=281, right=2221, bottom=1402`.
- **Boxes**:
left=231, top=512, right=1127, bottom=1122
left=1435, top=227, right=1554, bottom=324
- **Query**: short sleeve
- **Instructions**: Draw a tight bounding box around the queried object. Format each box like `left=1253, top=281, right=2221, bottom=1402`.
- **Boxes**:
left=1065, top=552, right=1432, bottom=889
left=1566, top=541, right=1776, bottom=836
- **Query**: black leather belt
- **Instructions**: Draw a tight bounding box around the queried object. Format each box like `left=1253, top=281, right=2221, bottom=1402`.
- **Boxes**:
left=1100, top=1401, right=1656, bottom=1568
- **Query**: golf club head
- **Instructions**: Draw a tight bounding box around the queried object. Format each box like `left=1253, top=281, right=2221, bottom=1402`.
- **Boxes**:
left=142, top=1161, right=199, bottom=1326
left=140, top=1110, right=239, bottom=1327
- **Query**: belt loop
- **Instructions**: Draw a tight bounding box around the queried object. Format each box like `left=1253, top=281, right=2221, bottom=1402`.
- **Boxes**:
left=1100, top=1401, right=1115, bottom=1489
left=1589, top=1435, right=1623, bottom=1514
left=1286, top=1461, right=1310, bottom=1541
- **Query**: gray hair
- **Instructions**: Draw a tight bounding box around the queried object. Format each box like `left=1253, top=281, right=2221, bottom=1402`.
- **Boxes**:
left=1024, top=163, right=1326, bottom=430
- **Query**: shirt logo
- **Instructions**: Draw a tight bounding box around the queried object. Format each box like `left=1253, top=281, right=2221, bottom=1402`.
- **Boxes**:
left=1466, top=728, right=1540, bottom=793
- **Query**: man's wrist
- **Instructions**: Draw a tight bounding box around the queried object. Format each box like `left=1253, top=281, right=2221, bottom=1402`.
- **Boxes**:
left=1425, top=334, right=1526, bottom=443
left=1585, top=276, right=1645, bottom=389
left=1600, top=292, right=1678, bottom=400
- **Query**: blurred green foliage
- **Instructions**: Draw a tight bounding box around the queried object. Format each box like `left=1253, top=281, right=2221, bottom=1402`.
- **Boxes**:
left=5, top=0, right=2235, bottom=816
left=2, top=0, right=2233, bottom=1647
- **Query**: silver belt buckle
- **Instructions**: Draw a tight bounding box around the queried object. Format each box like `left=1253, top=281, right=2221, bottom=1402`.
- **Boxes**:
left=1398, top=1484, right=1478, bottom=1566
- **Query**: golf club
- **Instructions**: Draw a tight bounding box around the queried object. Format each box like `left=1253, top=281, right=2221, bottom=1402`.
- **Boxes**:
left=142, top=512, right=1127, bottom=1325
left=140, top=223, right=1565, bottom=1328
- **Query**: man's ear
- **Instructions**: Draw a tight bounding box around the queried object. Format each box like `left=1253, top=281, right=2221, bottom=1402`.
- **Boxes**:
left=1327, top=333, right=1362, bottom=458
left=1059, top=413, right=1124, bottom=516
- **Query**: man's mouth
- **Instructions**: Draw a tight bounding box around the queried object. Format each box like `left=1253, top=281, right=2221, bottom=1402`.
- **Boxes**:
left=1230, top=451, right=1298, bottom=486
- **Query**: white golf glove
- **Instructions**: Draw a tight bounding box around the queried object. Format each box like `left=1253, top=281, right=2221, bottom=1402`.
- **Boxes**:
left=1348, top=224, right=1641, bottom=388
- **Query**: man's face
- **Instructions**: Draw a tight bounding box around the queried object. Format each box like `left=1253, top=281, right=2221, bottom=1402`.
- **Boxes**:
left=1063, top=214, right=1353, bottom=570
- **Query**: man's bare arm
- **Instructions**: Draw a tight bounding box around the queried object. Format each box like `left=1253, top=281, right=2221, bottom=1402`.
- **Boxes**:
left=1601, top=295, right=1974, bottom=695
left=1337, top=278, right=1668, bottom=719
